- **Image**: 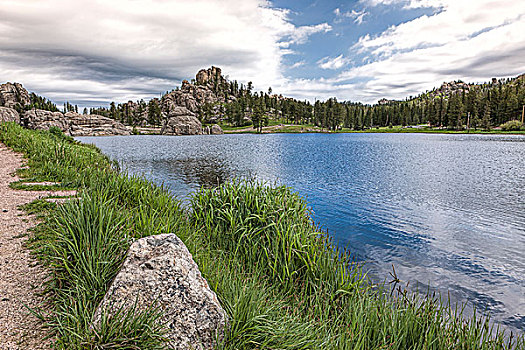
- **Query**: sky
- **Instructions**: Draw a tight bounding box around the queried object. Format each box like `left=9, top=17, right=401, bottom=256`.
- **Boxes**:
left=0, top=0, right=524, bottom=107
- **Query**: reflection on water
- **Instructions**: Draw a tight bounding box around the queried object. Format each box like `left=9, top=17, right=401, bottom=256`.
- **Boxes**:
left=77, top=133, right=525, bottom=334
left=167, top=157, right=229, bottom=189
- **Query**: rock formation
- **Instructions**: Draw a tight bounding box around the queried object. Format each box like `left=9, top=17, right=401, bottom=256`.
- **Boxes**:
left=64, top=112, right=130, bottom=136
left=22, top=109, right=130, bottom=136
left=433, top=81, right=470, bottom=97
left=22, top=109, right=70, bottom=132
left=0, top=107, right=20, bottom=123
left=161, top=66, right=233, bottom=118
left=162, top=81, right=221, bottom=115
left=195, top=66, right=228, bottom=88
left=0, top=82, right=30, bottom=109
left=1, top=68, right=233, bottom=136
left=93, top=234, right=227, bottom=350
left=161, top=107, right=203, bottom=135
left=378, top=98, right=395, bottom=105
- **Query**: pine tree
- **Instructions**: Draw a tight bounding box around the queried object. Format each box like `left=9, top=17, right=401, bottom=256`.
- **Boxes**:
left=252, top=100, right=264, bottom=133
left=481, top=103, right=491, bottom=131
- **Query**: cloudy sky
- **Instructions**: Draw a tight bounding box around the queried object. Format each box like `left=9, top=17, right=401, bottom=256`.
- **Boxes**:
left=1, top=0, right=524, bottom=107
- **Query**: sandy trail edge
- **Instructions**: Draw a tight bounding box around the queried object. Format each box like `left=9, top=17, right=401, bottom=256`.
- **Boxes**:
left=0, top=142, right=75, bottom=349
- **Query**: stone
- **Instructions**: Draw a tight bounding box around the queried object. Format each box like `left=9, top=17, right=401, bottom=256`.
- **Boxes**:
left=0, top=107, right=20, bottom=123
left=0, top=82, right=30, bottom=109
left=160, top=67, right=230, bottom=116
left=64, top=112, right=131, bottom=136
left=93, top=234, right=227, bottom=350
left=22, top=109, right=70, bottom=133
left=210, top=124, right=223, bottom=135
left=161, top=109, right=203, bottom=135
left=196, top=66, right=225, bottom=87
left=167, top=106, right=196, bottom=117
left=21, top=109, right=131, bottom=136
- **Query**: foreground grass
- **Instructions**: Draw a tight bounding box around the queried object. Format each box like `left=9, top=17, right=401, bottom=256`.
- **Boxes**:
left=1, top=121, right=522, bottom=349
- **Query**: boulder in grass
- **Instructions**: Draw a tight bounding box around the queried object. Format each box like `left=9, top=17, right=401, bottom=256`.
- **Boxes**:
left=93, top=233, right=227, bottom=350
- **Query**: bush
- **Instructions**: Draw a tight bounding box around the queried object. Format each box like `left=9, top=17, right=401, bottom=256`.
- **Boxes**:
left=500, top=120, right=523, bottom=131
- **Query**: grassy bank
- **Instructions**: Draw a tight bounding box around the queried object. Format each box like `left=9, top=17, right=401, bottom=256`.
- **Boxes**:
left=222, top=123, right=525, bottom=135
left=1, top=121, right=523, bottom=349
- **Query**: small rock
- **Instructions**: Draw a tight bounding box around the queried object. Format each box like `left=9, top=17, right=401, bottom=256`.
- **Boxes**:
left=210, top=124, right=224, bottom=135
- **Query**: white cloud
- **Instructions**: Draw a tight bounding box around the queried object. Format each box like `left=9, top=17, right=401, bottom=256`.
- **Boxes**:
left=0, top=0, right=523, bottom=106
left=359, top=0, right=443, bottom=9
left=317, top=55, right=351, bottom=70
left=285, top=23, right=332, bottom=46
left=274, top=0, right=525, bottom=104
left=332, top=0, right=525, bottom=103
left=0, top=0, right=330, bottom=106
left=290, top=60, right=306, bottom=69
left=334, top=8, right=369, bottom=25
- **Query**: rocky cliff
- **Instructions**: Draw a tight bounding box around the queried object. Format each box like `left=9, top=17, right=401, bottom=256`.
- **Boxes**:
left=161, top=66, right=233, bottom=116
left=22, top=109, right=130, bottom=136
left=22, top=109, right=69, bottom=131
left=0, top=82, right=130, bottom=136
left=0, top=107, right=20, bottom=124
left=436, top=81, right=470, bottom=96
left=161, top=107, right=203, bottom=135
left=64, top=112, right=130, bottom=136
left=0, top=83, right=30, bottom=109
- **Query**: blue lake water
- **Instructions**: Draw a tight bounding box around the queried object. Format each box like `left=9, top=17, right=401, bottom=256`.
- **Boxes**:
left=77, top=133, right=525, bottom=333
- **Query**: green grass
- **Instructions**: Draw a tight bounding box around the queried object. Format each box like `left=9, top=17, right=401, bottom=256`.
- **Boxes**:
left=9, top=180, right=77, bottom=191
left=1, top=121, right=523, bottom=349
left=19, top=199, right=57, bottom=216
left=221, top=121, right=525, bottom=134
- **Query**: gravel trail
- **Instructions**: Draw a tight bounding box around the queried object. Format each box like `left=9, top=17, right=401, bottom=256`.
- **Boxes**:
left=0, top=142, right=74, bottom=349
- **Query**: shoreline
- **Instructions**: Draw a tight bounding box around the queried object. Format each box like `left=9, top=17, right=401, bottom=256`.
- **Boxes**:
left=1, top=122, right=523, bottom=349
left=222, top=125, right=525, bottom=135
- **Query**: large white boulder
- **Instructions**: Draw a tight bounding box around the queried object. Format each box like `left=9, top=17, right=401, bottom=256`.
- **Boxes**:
left=94, top=234, right=227, bottom=350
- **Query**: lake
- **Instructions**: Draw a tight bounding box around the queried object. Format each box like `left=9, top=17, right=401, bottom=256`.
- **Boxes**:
left=77, top=133, right=525, bottom=334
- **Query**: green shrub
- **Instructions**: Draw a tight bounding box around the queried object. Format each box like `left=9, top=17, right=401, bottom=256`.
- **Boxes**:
left=500, top=119, right=523, bottom=131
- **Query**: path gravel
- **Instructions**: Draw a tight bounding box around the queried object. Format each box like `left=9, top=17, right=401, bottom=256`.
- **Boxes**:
left=0, top=142, right=75, bottom=349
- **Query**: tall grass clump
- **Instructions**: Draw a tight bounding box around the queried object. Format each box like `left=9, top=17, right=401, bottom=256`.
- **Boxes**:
left=191, top=180, right=362, bottom=295
left=191, top=180, right=524, bottom=349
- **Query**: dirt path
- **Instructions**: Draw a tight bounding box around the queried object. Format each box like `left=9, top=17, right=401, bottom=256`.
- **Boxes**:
left=0, top=143, right=74, bottom=349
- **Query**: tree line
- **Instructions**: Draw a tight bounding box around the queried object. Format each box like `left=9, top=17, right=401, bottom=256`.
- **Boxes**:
left=224, top=76, right=525, bottom=131
left=19, top=74, right=525, bottom=131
